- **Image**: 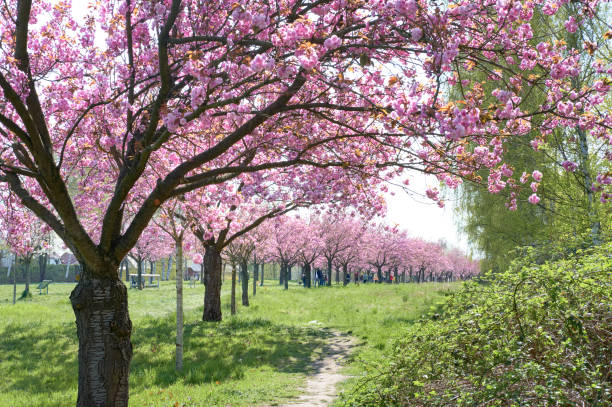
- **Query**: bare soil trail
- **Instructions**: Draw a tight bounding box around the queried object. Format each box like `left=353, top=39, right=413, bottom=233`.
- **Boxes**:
left=271, top=329, right=355, bottom=407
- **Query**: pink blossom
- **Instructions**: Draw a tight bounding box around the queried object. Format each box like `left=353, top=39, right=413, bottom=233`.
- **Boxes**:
left=528, top=193, right=540, bottom=204
left=168, top=152, right=180, bottom=166
left=411, top=28, right=423, bottom=42
left=193, top=253, right=203, bottom=264
left=532, top=170, right=543, bottom=181
left=530, top=139, right=543, bottom=150
left=541, top=1, right=559, bottom=16
left=597, top=173, right=612, bottom=185
left=561, top=161, right=578, bottom=172
left=251, top=53, right=273, bottom=72
left=394, top=0, right=417, bottom=16
left=323, top=35, right=342, bottom=50
left=520, top=172, right=529, bottom=184
left=564, top=16, right=578, bottom=33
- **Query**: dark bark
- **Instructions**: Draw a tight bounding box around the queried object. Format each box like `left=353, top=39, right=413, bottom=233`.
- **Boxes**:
left=231, top=262, right=237, bottom=315
left=303, top=263, right=311, bottom=288
left=279, top=263, right=284, bottom=286
left=70, top=270, right=132, bottom=407
left=202, top=244, right=222, bottom=322
left=240, top=260, right=249, bottom=306
left=284, top=264, right=289, bottom=290
left=166, top=256, right=173, bottom=281
left=342, top=263, right=348, bottom=286
left=23, top=257, right=31, bottom=295
left=393, top=267, right=398, bottom=284
left=253, top=261, right=258, bottom=296
left=136, top=258, right=143, bottom=290
left=149, top=260, right=155, bottom=284
left=38, top=253, right=48, bottom=282
left=259, top=262, right=264, bottom=286
left=326, top=258, right=333, bottom=287
left=377, top=266, right=383, bottom=283
left=124, top=260, right=130, bottom=282
left=335, top=265, right=340, bottom=284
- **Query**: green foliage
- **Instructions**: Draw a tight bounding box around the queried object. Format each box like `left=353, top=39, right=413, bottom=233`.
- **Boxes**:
left=452, top=5, right=612, bottom=272
left=344, top=242, right=612, bottom=406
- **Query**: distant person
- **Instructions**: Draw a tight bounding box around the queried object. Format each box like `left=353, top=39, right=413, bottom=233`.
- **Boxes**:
left=373, top=274, right=379, bottom=284
left=354, top=271, right=359, bottom=285
left=344, top=272, right=351, bottom=285
left=301, top=271, right=306, bottom=286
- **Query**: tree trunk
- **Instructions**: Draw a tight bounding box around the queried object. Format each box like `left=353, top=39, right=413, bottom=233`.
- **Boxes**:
left=12, top=257, right=17, bottom=305
left=175, top=240, right=184, bottom=371
left=327, top=258, right=333, bottom=287
left=240, top=260, right=249, bottom=306
left=149, top=261, right=155, bottom=284
left=304, top=263, right=312, bottom=288
left=576, top=127, right=602, bottom=244
left=124, top=260, right=130, bottom=282
left=260, top=262, right=264, bottom=286
left=137, top=258, right=143, bottom=290
left=203, top=244, right=222, bottom=322
left=377, top=266, right=383, bottom=283
left=284, top=264, right=289, bottom=290
left=393, top=267, right=399, bottom=284
left=24, top=257, right=31, bottom=296
left=231, top=262, right=237, bottom=315
left=38, top=253, right=48, bottom=282
left=166, top=255, right=173, bottom=281
left=279, top=263, right=284, bottom=286
left=342, top=264, right=348, bottom=286
left=253, top=261, right=258, bottom=296
left=70, top=269, right=132, bottom=407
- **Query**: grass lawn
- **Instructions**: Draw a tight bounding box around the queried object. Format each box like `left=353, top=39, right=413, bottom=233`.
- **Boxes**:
left=0, top=279, right=457, bottom=406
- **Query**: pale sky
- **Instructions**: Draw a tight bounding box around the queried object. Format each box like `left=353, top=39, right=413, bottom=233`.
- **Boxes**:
left=383, top=173, right=471, bottom=254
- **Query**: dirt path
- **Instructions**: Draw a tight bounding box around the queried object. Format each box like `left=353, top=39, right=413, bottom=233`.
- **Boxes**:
left=275, top=330, right=354, bottom=407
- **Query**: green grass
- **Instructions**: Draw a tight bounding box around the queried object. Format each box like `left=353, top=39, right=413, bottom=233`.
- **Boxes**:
left=0, top=280, right=457, bottom=406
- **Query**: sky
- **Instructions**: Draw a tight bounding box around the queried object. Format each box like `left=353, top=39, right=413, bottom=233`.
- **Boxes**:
left=383, top=173, right=471, bottom=254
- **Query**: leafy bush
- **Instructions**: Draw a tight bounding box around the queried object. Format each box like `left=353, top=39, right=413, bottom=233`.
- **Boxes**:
left=344, top=242, right=612, bottom=406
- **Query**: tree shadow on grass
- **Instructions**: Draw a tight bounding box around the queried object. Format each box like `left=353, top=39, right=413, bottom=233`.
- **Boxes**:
left=130, top=315, right=334, bottom=390
left=0, top=322, right=78, bottom=396
left=1, top=309, right=336, bottom=401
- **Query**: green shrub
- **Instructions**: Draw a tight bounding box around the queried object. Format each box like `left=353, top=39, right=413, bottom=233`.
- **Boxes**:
left=345, top=242, right=612, bottom=406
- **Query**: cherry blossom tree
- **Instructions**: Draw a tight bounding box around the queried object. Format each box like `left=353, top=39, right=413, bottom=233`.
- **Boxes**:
left=0, top=0, right=608, bottom=404
left=0, top=189, right=50, bottom=301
